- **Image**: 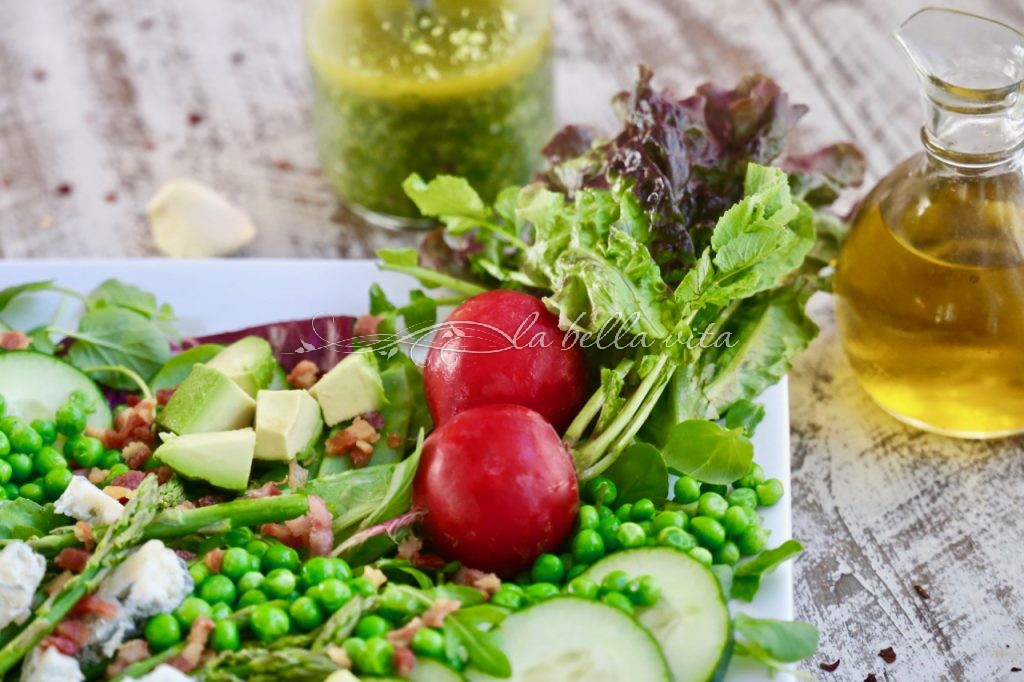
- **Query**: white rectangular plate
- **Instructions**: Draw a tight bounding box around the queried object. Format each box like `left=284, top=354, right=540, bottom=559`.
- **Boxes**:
left=0, top=258, right=793, bottom=680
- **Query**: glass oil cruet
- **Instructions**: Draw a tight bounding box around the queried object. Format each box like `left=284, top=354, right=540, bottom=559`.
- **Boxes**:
left=835, top=8, right=1024, bottom=438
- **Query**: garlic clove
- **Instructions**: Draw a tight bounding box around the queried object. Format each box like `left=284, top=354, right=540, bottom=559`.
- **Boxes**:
left=147, top=179, right=256, bottom=258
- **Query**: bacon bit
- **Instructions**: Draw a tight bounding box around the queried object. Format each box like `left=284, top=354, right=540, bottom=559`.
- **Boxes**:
left=122, top=442, right=152, bottom=470
left=363, top=566, right=388, bottom=590
left=55, top=182, right=73, bottom=197
left=143, top=139, right=156, bottom=151
left=273, top=159, right=295, bottom=172
left=106, top=639, right=151, bottom=679
left=155, top=388, right=176, bottom=405
left=288, top=459, right=309, bottom=489
left=170, top=616, right=214, bottom=673
left=0, top=331, right=31, bottom=350
left=153, top=466, right=175, bottom=484
left=46, top=571, right=74, bottom=595
left=325, top=416, right=380, bottom=468
left=204, top=548, right=224, bottom=573
left=230, top=51, right=245, bottom=65
left=124, top=395, right=141, bottom=407
left=397, top=535, right=423, bottom=562
left=422, top=598, right=461, bottom=628
left=70, top=594, right=118, bottom=619
left=362, top=411, right=385, bottom=430
left=864, top=675, right=877, bottom=682
left=104, top=190, right=118, bottom=203
left=187, top=112, right=204, bottom=127
left=819, top=659, right=841, bottom=672
left=73, top=521, right=95, bottom=549
left=261, top=494, right=333, bottom=556
left=87, top=468, right=108, bottom=484
left=41, top=619, right=91, bottom=655
left=31, top=68, right=47, bottom=82
left=353, top=315, right=383, bottom=340
left=55, top=548, right=92, bottom=573
left=878, top=647, right=896, bottom=664
left=386, top=617, right=424, bottom=648
left=287, top=360, right=320, bottom=389
left=393, top=647, right=416, bottom=677
left=913, top=584, right=930, bottom=599
left=90, top=399, right=157, bottom=450
left=103, top=485, right=136, bottom=503
left=325, top=646, right=352, bottom=669
left=196, top=495, right=219, bottom=507
left=177, top=500, right=195, bottom=510
left=247, top=481, right=283, bottom=499
left=174, top=549, right=197, bottom=562
left=110, top=470, right=146, bottom=490
left=454, top=567, right=502, bottom=597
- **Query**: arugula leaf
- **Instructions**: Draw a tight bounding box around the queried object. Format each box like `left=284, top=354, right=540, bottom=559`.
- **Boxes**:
left=443, top=605, right=511, bottom=678
left=602, top=442, right=669, bottom=504
left=403, top=174, right=488, bottom=220
left=149, top=344, right=224, bottom=392
left=733, top=613, right=819, bottom=664
left=732, top=539, right=804, bottom=601
left=0, top=498, right=68, bottom=540
left=662, top=420, right=753, bottom=484
left=357, top=431, right=423, bottom=532
left=378, top=248, right=487, bottom=297
left=724, top=400, right=765, bottom=438
left=62, top=308, right=171, bottom=389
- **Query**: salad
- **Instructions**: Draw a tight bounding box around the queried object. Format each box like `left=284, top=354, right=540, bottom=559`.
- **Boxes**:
left=0, top=68, right=863, bottom=682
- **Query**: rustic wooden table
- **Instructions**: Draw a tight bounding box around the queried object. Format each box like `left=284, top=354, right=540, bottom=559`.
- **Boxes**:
left=2, top=1, right=1024, bottom=679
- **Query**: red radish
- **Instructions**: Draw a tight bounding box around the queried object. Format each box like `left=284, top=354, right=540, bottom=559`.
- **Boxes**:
left=412, top=404, right=579, bottom=576
left=424, top=290, right=587, bottom=432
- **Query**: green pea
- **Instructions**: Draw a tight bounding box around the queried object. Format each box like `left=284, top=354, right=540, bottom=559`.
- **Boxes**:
left=628, top=576, right=662, bottom=607
left=2, top=482, right=18, bottom=500
left=566, top=577, right=600, bottom=600
left=100, top=450, right=124, bottom=469
left=289, top=596, right=324, bottom=631
left=8, top=454, right=32, bottom=484
left=755, top=479, right=784, bottom=507
left=309, top=578, right=352, bottom=612
left=577, top=504, right=600, bottom=530
left=261, top=544, right=299, bottom=572
left=0, top=431, right=9, bottom=457
left=584, top=477, right=618, bottom=506
left=596, top=505, right=614, bottom=520
left=331, top=558, right=353, bottom=580
left=189, top=562, right=212, bottom=586
left=714, top=541, right=741, bottom=566
left=32, top=447, right=64, bottom=476
left=614, top=503, right=633, bottom=522
left=411, top=627, right=446, bottom=659
left=199, top=574, right=237, bottom=605
left=211, top=619, right=240, bottom=651
left=616, top=522, right=647, bottom=549
left=103, top=464, right=130, bottom=484
left=722, top=506, right=752, bottom=538
left=379, top=586, right=425, bottom=619
left=601, top=591, right=634, bottom=614
left=29, top=419, right=57, bottom=446
left=631, top=498, right=656, bottom=521
left=701, top=483, right=728, bottom=497
left=144, top=613, right=182, bottom=652
left=726, top=487, right=758, bottom=509
left=658, top=527, right=697, bottom=552
left=491, top=586, right=526, bottom=609
left=698, top=492, right=729, bottom=520
left=689, top=547, right=714, bottom=567
left=651, top=511, right=686, bottom=535
left=263, top=568, right=297, bottom=600
left=175, top=596, right=213, bottom=629
left=355, top=614, right=391, bottom=640
left=0, top=459, right=13, bottom=485
left=69, top=390, right=95, bottom=409
left=250, top=604, right=290, bottom=642
left=300, top=557, right=336, bottom=588
left=691, top=516, right=727, bottom=550
left=220, top=548, right=252, bottom=581
left=348, top=576, right=377, bottom=598
left=531, top=554, right=565, bottom=585
left=678, top=501, right=699, bottom=518
left=0, top=416, right=21, bottom=436
left=572, top=529, right=605, bottom=564
left=64, top=435, right=104, bottom=468
left=525, top=582, right=559, bottom=603
left=734, top=462, right=765, bottom=489
left=342, top=637, right=366, bottom=661
left=9, top=425, right=42, bottom=455
left=597, top=516, right=621, bottom=550
left=237, top=589, right=268, bottom=608
left=673, top=476, right=701, bottom=504
left=55, top=403, right=87, bottom=437
left=19, top=481, right=45, bottom=504
left=210, top=602, right=232, bottom=621
left=236, top=571, right=264, bottom=594
left=355, top=636, right=394, bottom=676
left=224, top=527, right=254, bottom=548
left=245, top=539, right=270, bottom=559
left=738, top=526, right=770, bottom=556
left=0, top=485, right=8, bottom=501
left=600, top=570, right=631, bottom=595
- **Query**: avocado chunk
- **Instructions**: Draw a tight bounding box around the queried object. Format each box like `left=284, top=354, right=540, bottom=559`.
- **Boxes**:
left=309, top=352, right=385, bottom=426
left=206, top=336, right=277, bottom=397
left=153, top=429, right=255, bottom=491
left=157, top=365, right=256, bottom=435
left=254, top=390, right=324, bottom=462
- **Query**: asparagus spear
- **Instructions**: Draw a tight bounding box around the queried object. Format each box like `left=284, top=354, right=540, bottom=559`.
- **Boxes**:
left=0, top=475, right=161, bottom=676
left=200, top=648, right=341, bottom=682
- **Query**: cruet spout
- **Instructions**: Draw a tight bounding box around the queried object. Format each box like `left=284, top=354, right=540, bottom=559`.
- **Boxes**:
left=895, top=7, right=1024, bottom=162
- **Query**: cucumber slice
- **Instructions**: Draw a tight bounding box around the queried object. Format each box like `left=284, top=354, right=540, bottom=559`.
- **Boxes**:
left=0, top=351, right=112, bottom=428
left=583, top=548, right=731, bottom=682
left=409, top=658, right=466, bottom=682
left=466, top=597, right=670, bottom=682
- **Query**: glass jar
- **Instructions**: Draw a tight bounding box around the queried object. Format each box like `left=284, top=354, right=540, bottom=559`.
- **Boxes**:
left=304, top=0, right=555, bottom=229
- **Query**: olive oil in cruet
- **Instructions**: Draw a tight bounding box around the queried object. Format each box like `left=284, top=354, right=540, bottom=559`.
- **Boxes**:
left=835, top=8, right=1024, bottom=438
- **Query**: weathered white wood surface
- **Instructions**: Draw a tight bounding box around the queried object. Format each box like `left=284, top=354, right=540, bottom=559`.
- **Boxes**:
left=2, top=0, right=1024, bottom=679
